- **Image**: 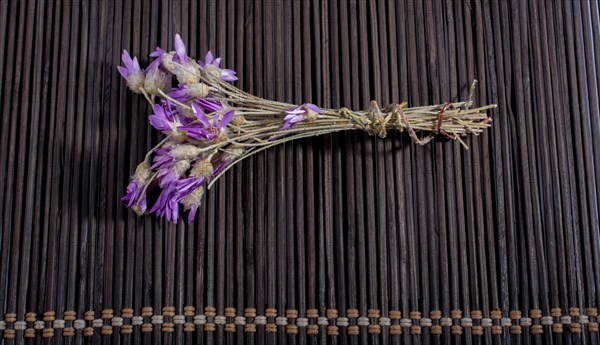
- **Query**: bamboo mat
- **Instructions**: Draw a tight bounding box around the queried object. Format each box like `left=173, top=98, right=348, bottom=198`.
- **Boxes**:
left=0, top=0, right=599, bottom=344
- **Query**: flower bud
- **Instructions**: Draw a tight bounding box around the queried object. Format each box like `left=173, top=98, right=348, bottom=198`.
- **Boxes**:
left=173, top=60, right=201, bottom=85
left=144, top=68, right=171, bottom=95
left=203, top=64, right=222, bottom=79
left=161, top=52, right=177, bottom=72
left=186, top=83, right=210, bottom=98
left=217, top=130, right=228, bottom=142
left=133, top=161, right=151, bottom=181
left=191, top=159, right=214, bottom=177
left=132, top=204, right=146, bottom=216
left=172, top=160, right=191, bottom=176
left=231, top=114, right=246, bottom=126
left=181, top=186, right=205, bottom=211
left=222, top=146, right=244, bottom=161
left=126, top=70, right=146, bottom=94
left=305, top=108, right=319, bottom=122
left=171, top=129, right=189, bottom=142
left=175, top=68, right=201, bottom=85
left=177, top=104, right=196, bottom=119
left=170, top=145, right=202, bottom=160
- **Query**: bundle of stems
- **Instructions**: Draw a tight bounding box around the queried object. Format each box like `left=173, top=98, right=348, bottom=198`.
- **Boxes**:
left=119, top=34, right=494, bottom=224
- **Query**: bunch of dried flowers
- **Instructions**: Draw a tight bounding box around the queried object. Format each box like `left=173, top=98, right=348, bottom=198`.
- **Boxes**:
left=119, top=34, right=494, bottom=224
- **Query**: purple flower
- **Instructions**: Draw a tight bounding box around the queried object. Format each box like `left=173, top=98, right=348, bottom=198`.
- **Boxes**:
left=167, top=85, right=188, bottom=102
left=157, top=34, right=201, bottom=85
left=178, top=158, right=216, bottom=223
left=122, top=180, right=147, bottom=214
left=144, top=60, right=171, bottom=95
left=168, top=83, right=209, bottom=102
left=178, top=103, right=234, bottom=140
left=147, top=47, right=167, bottom=71
left=177, top=176, right=206, bottom=195
left=180, top=184, right=205, bottom=224
left=150, top=143, right=205, bottom=189
left=212, top=161, right=227, bottom=176
left=150, top=144, right=202, bottom=173
left=212, top=147, right=244, bottom=176
left=148, top=167, right=198, bottom=224
left=148, top=153, right=215, bottom=224
left=117, top=49, right=145, bottom=93
left=151, top=147, right=190, bottom=188
left=121, top=162, right=150, bottom=215
left=196, top=98, right=224, bottom=113
left=148, top=183, right=182, bottom=223
left=150, top=147, right=174, bottom=170
left=173, top=34, right=188, bottom=64
left=156, top=159, right=190, bottom=188
left=199, top=51, right=222, bottom=68
left=282, top=103, right=322, bottom=130
left=149, top=177, right=207, bottom=224
left=148, top=102, right=186, bottom=136
left=117, top=49, right=142, bottom=78
left=199, top=51, right=238, bottom=82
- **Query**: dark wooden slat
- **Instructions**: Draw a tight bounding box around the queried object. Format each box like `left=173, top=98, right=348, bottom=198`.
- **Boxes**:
left=0, top=0, right=23, bottom=326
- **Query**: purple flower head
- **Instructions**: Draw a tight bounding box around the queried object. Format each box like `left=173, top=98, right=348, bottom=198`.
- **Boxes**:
left=178, top=103, right=234, bottom=140
left=149, top=174, right=206, bottom=224
left=156, top=159, right=190, bottom=188
left=117, top=49, right=142, bottom=78
left=150, top=144, right=201, bottom=188
left=168, top=83, right=209, bottom=102
left=157, top=34, right=201, bottom=85
left=122, top=180, right=142, bottom=207
left=117, top=49, right=145, bottom=92
left=147, top=47, right=167, bottom=71
left=151, top=147, right=174, bottom=170
left=177, top=176, right=206, bottom=195
left=167, top=85, right=188, bottom=102
left=180, top=184, right=206, bottom=224
left=122, top=180, right=147, bottom=214
left=178, top=158, right=218, bottom=223
left=148, top=160, right=200, bottom=224
left=282, top=103, right=322, bottom=130
left=199, top=51, right=238, bottom=82
left=197, top=98, right=224, bottom=113
left=212, top=147, right=244, bottom=176
left=199, top=51, right=222, bottom=68
left=148, top=102, right=186, bottom=136
left=144, top=62, right=171, bottom=95
left=173, top=34, right=188, bottom=64
left=149, top=152, right=214, bottom=224
left=212, top=161, right=227, bottom=177
left=121, top=162, right=150, bottom=215
left=150, top=46, right=166, bottom=58
left=149, top=183, right=182, bottom=223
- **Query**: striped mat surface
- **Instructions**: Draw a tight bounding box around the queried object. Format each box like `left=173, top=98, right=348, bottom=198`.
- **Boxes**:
left=0, top=0, right=599, bottom=344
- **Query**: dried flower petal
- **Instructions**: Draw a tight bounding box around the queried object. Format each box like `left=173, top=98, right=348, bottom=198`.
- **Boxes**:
left=117, top=49, right=145, bottom=93
left=121, top=161, right=151, bottom=215
left=199, top=51, right=238, bottom=82
left=282, top=103, right=322, bottom=130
